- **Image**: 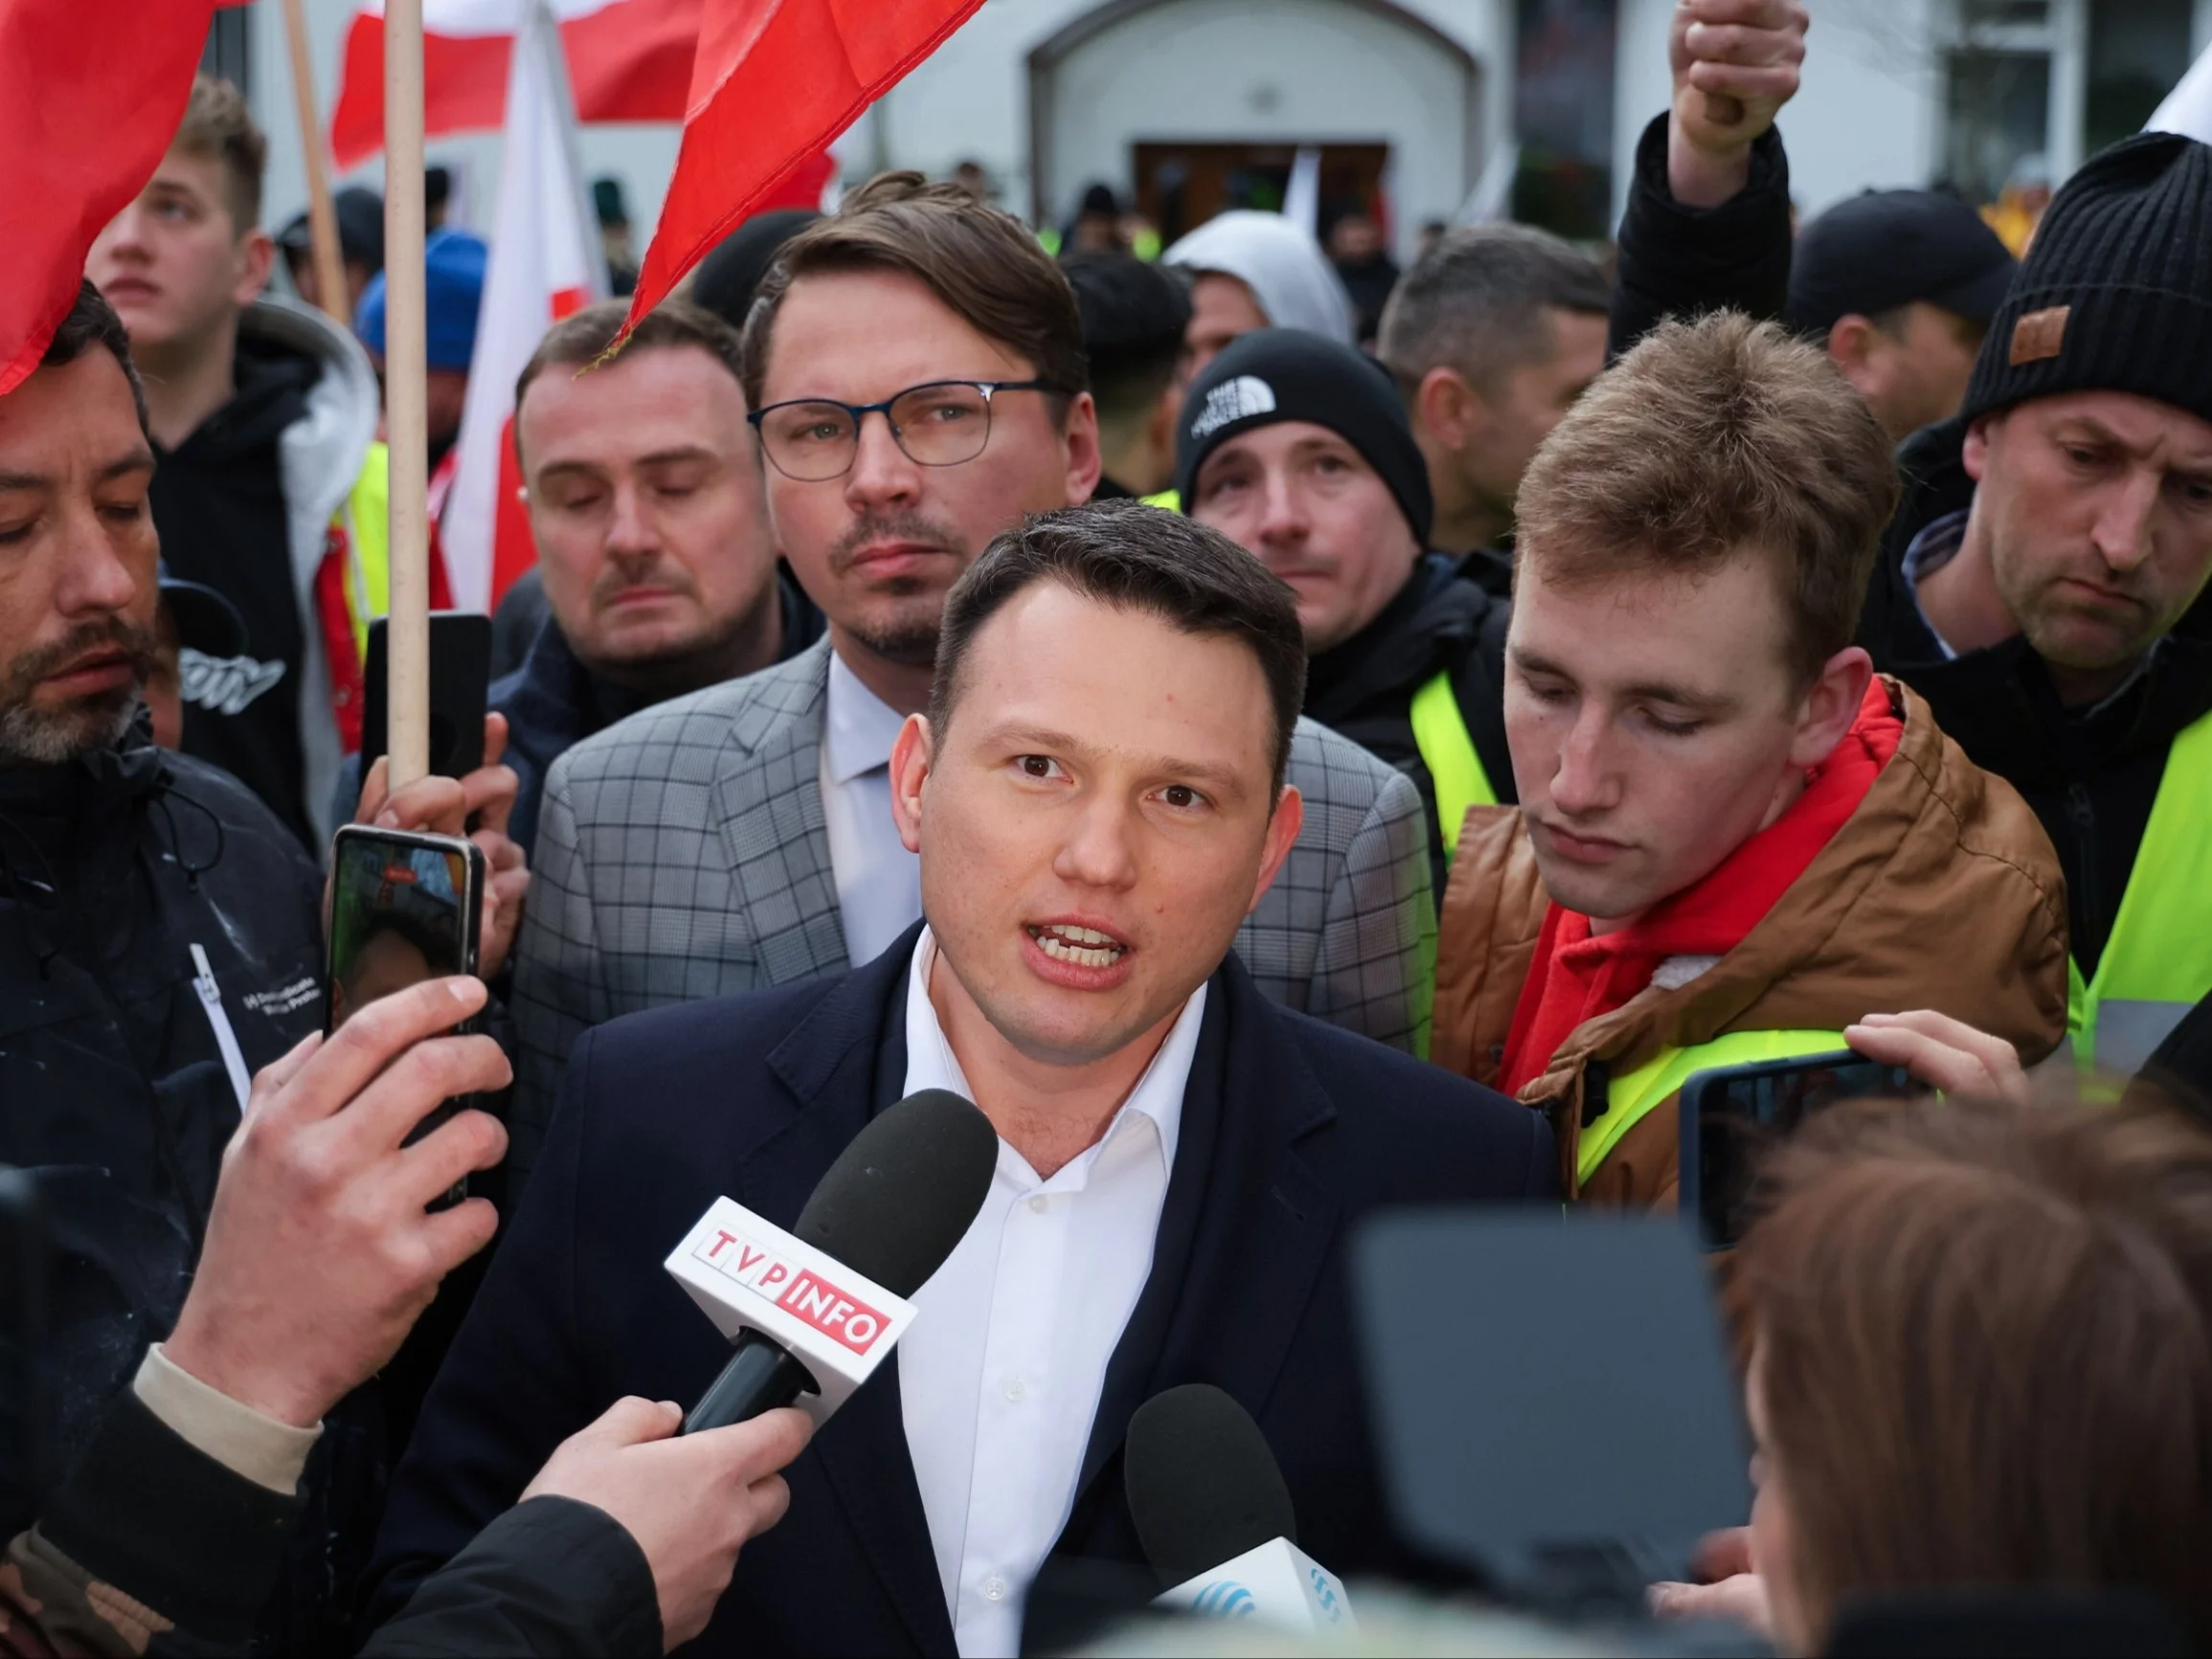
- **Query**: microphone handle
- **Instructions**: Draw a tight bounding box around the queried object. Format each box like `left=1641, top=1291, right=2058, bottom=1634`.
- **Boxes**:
left=682, top=1331, right=821, bottom=1435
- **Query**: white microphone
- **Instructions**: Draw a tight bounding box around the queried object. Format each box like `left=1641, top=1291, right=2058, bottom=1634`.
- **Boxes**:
left=666, top=1088, right=997, bottom=1431
left=1125, top=1383, right=1359, bottom=1636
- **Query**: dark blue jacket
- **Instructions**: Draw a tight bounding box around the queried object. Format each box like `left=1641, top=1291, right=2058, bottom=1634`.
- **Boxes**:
left=488, top=571, right=824, bottom=858
left=366, top=924, right=1555, bottom=1654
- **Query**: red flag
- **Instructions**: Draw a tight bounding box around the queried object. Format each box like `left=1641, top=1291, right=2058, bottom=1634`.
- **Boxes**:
left=0, top=0, right=217, bottom=395
left=330, top=0, right=702, bottom=170
left=625, top=0, right=985, bottom=331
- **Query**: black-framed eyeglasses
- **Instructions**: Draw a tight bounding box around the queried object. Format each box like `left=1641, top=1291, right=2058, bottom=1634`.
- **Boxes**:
left=748, top=380, right=1060, bottom=482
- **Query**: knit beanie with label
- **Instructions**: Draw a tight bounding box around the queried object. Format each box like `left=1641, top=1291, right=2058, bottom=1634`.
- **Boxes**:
left=1959, top=132, right=2212, bottom=430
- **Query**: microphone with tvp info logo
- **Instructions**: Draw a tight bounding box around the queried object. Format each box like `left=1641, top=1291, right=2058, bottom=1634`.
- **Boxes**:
left=666, top=1088, right=997, bottom=1434
left=1125, top=1383, right=1358, bottom=1635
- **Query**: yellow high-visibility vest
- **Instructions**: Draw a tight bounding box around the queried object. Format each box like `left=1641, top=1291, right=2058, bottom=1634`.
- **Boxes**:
left=1589, top=1028, right=1847, bottom=1191
left=2065, top=708, right=2212, bottom=1078
left=1409, top=669, right=1498, bottom=862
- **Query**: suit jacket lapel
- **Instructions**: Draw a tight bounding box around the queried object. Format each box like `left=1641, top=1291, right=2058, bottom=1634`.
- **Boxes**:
left=714, top=639, right=849, bottom=985
left=1068, top=959, right=1343, bottom=1519
left=753, top=929, right=958, bottom=1655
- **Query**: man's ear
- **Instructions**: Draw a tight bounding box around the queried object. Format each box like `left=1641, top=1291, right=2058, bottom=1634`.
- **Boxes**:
left=1415, top=366, right=1482, bottom=450
left=1825, top=314, right=1881, bottom=392
left=1246, top=784, right=1305, bottom=915
left=1790, top=645, right=1875, bottom=772
left=1961, top=412, right=1998, bottom=482
left=1059, top=389, right=1104, bottom=504
left=890, top=713, right=933, bottom=855
left=234, top=228, right=276, bottom=310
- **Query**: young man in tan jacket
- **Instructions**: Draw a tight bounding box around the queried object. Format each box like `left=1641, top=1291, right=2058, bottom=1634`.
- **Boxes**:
left=1433, top=311, right=2070, bottom=1206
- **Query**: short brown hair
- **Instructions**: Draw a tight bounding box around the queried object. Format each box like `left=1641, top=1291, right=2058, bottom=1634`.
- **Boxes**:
left=511, top=298, right=746, bottom=464
left=43, top=280, right=149, bottom=441
left=739, top=171, right=1088, bottom=411
left=932, top=500, right=1306, bottom=794
left=172, top=75, right=266, bottom=233
left=1515, top=312, right=1900, bottom=689
left=1737, top=1093, right=2212, bottom=1649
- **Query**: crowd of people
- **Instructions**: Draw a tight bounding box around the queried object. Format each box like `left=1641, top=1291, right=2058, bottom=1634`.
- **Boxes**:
left=4, top=0, right=2212, bottom=1654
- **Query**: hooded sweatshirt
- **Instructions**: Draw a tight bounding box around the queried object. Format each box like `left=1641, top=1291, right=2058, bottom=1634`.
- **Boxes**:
left=1163, top=211, right=1358, bottom=345
left=1433, top=680, right=2070, bottom=1205
left=148, top=297, right=379, bottom=851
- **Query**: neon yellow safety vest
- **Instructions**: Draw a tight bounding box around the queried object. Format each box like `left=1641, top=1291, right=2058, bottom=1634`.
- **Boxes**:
left=1589, top=1028, right=1847, bottom=1191
left=2065, top=707, right=2212, bottom=1078
left=1142, top=488, right=1179, bottom=511
left=345, top=440, right=394, bottom=664
left=1409, top=670, right=1498, bottom=862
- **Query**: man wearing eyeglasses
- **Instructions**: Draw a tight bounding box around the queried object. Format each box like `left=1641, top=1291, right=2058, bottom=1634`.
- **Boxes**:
left=503, top=171, right=1439, bottom=1192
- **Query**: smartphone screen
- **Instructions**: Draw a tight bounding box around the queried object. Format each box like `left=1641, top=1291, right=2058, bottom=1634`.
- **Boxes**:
left=1689, top=1054, right=1921, bottom=1249
left=327, top=830, right=479, bottom=1033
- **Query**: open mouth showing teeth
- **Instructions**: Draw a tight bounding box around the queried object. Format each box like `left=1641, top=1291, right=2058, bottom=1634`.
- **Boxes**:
left=1027, top=924, right=1127, bottom=970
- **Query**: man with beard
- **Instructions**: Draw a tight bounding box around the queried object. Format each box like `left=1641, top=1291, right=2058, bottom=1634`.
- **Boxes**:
left=0, top=280, right=529, bottom=1651
left=488, top=300, right=822, bottom=856
left=505, top=174, right=1437, bottom=1192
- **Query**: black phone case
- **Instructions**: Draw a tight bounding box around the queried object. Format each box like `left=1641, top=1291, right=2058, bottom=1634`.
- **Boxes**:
left=359, top=612, right=493, bottom=779
left=324, top=825, right=487, bottom=1210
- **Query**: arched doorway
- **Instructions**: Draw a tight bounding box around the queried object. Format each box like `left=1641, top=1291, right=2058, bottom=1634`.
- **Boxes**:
left=1027, top=0, right=1486, bottom=258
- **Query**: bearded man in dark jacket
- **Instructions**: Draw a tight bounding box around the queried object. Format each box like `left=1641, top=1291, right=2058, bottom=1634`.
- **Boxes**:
left=0, top=283, right=529, bottom=1655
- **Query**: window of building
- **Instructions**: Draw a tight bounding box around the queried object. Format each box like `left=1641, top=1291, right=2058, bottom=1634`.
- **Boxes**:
left=2086, top=0, right=2195, bottom=154
left=202, top=7, right=250, bottom=95
left=1512, top=0, right=1616, bottom=241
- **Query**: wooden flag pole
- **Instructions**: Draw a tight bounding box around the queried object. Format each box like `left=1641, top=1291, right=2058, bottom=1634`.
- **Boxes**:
left=280, top=0, right=349, bottom=325
left=382, top=0, right=432, bottom=790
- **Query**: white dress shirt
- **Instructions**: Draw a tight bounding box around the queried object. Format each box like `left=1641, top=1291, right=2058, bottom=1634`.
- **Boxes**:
left=896, top=928, right=1208, bottom=1658
left=820, top=648, right=923, bottom=967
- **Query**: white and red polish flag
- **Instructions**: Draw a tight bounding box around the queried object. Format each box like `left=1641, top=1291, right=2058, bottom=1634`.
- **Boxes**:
left=330, top=0, right=699, bottom=169
left=441, top=0, right=606, bottom=613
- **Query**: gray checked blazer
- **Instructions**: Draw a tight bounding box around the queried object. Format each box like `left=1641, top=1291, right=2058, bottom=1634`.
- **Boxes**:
left=506, top=639, right=1436, bottom=1187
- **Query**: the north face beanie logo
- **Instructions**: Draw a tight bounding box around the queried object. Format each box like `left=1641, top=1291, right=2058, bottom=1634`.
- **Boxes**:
left=1190, top=374, right=1277, bottom=440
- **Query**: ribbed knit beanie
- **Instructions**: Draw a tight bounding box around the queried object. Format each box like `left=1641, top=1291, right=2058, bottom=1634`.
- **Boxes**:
left=1174, top=327, right=1433, bottom=545
left=1960, top=132, right=2212, bottom=429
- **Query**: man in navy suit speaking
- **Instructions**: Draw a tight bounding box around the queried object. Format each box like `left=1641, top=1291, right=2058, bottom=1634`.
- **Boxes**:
left=368, top=501, right=1555, bottom=1655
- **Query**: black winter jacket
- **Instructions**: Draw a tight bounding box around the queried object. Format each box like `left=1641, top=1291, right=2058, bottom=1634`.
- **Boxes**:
left=0, top=723, right=379, bottom=1654
left=1304, top=553, right=1514, bottom=890
left=1860, top=419, right=2212, bottom=973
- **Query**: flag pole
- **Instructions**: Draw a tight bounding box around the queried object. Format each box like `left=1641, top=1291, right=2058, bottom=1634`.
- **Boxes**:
left=383, top=0, right=431, bottom=789
left=280, top=0, right=349, bottom=325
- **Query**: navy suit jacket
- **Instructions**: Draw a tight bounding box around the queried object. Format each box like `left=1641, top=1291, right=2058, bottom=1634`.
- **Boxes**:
left=368, top=925, right=1555, bottom=1654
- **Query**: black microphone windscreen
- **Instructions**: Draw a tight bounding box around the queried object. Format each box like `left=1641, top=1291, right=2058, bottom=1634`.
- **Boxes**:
left=1124, top=1383, right=1298, bottom=1588
left=793, top=1088, right=998, bottom=1297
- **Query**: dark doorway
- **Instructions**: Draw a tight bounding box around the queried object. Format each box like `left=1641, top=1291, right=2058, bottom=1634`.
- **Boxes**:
left=1132, top=142, right=1391, bottom=246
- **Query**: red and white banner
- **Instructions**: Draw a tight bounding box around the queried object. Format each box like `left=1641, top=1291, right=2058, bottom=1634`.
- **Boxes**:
left=442, top=0, right=605, bottom=613
left=329, top=0, right=700, bottom=170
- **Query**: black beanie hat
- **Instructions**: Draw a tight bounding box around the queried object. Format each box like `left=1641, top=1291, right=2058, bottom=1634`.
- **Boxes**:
left=1960, top=132, right=2212, bottom=430
left=1174, top=327, right=1433, bottom=546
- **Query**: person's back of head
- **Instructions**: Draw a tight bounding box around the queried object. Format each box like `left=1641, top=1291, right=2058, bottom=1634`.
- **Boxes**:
left=688, top=207, right=823, bottom=334
left=1736, top=1091, right=2212, bottom=1654
left=1061, top=252, right=1191, bottom=497
left=1505, top=312, right=1898, bottom=929
left=1378, top=224, right=1613, bottom=554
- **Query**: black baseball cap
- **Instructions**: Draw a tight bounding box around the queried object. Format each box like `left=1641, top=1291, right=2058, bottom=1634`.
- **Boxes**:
left=157, top=563, right=246, bottom=658
left=278, top=185, right=386, bottom=275
left=1787, top=189, right=2017, bottom=340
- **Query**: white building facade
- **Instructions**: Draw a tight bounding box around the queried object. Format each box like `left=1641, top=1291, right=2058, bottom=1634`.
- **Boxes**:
left=230, top=0, right=2212, bottom=257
